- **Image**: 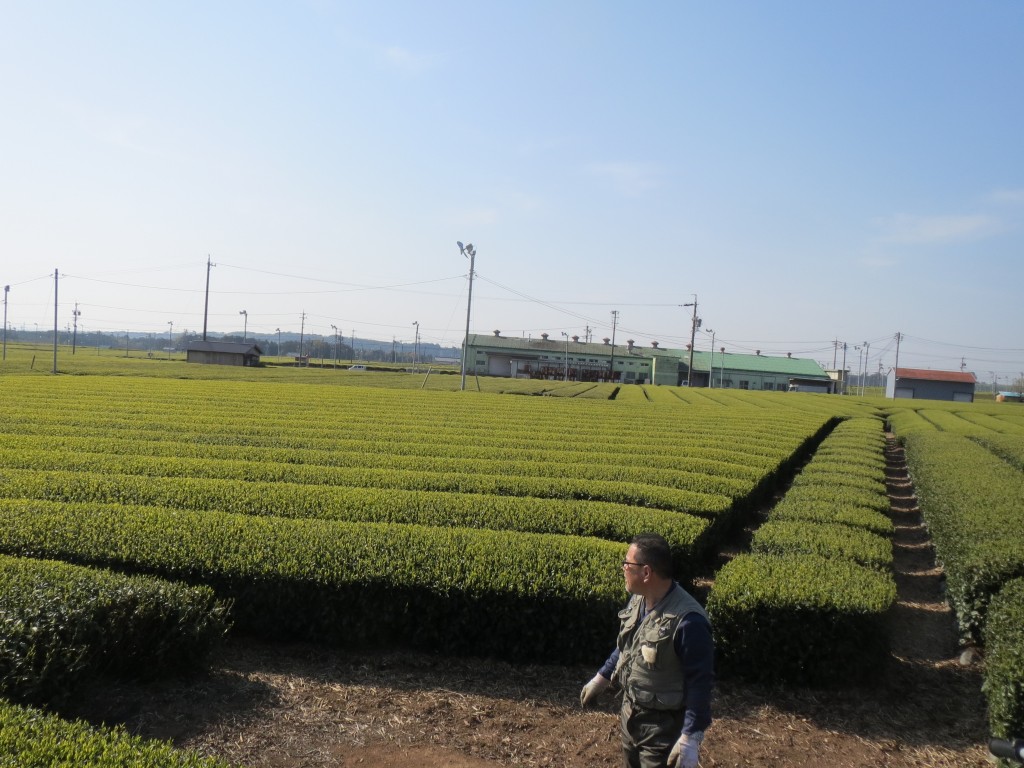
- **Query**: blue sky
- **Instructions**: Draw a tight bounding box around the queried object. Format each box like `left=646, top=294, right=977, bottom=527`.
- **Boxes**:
left=2, top=2, right=1022, bottom=380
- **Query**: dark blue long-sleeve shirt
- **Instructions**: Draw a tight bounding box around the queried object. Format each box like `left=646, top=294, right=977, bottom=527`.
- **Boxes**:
left=597, top=584, right=714, bottom=735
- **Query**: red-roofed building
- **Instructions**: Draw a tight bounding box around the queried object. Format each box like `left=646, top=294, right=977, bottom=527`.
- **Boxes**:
left=886, top=367, right=977, bottom=402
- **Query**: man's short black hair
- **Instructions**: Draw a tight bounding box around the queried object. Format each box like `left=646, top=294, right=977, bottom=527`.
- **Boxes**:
left=630, top=533, right=674, bottom=579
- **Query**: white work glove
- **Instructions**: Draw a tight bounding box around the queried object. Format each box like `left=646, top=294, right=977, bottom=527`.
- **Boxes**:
left=579, top=674, right=610, bottom=707
left=667, top=730, right=703, bottom=768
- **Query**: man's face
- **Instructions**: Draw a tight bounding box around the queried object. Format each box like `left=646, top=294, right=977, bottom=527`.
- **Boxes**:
left=622, top=544, right=648, bottom=595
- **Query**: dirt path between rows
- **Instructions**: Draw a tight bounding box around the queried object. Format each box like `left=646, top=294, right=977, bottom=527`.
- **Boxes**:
left=60, top=434, right=991, bottom=767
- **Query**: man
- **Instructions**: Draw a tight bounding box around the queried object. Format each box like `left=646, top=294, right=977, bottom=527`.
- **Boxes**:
left=580, top=533, right=714, bottom=768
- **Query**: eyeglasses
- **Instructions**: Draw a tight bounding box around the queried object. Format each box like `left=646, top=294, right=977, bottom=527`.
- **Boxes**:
left=621, top=560, right=647, bottom=570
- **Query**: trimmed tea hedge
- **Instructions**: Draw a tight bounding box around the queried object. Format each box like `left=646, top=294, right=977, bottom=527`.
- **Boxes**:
left=707, top=418, right=897, bottom=686
left=751, top=520, right=893, bottom=571
left=0, top=468, right=714, bottom=571
left=983, top=578, right=1024, bottom=745
left=707, top=553, right=896, bottom=686
left=0, top=499, right=626, bottom=664
left=0, top=554, right=228, bottom=705
left=903, top=432, right=1024, bottom=644
left=0, top=699, right=231, bottom=767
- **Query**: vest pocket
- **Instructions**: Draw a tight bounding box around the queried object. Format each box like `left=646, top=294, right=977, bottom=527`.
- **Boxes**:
left=628, top=686, right=685, bottom=710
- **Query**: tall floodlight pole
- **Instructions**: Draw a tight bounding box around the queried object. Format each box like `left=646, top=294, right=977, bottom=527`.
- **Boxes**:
left=705, top=329, right=716, bottom=388
left=561, top=331, right=569, bottom=381
left=167, top=321, right=173, bottom=359
left=2, top=285, right=9, bottom=361
left=299, top=312, right=306, bottom=358
left=275, top=328, right=281, bottom=358
left=239, top=310, right=247, bottom=342
left=202, top=256, right=215, bottom=341
left=331, top=325, right=339, bottom=368
left=457, top=242, right=476, bottom=391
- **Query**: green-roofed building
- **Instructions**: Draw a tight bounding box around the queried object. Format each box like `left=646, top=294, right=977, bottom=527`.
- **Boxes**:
left=464, top=332, right=834, bottom=392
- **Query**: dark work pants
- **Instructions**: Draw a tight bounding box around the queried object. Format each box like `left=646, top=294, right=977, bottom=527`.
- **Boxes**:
left=620, top=697, right=686, bottom=768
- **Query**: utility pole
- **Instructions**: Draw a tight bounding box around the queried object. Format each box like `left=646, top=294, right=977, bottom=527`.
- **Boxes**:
left=71, top=303, right=81, bottom=354
left=841, top=342, right=848, bottom=394
left=561, top=331, right=569, bottom=381
left=682, top=295, right=698, bottom=387
left=299, top=312, right=306, bottom=358
left=3, top=284, right=10, bottom=361
left=167, top=321, right=173, bottom=359
left=854, top=344, right=863, bottom=395
left=52, top=268, right=58, bottom=374
left=351, top=330, right=356, bottom=363
left=276, top=328, right=281, bottom=358
left=705, top=329, right=716, bottom=388
left=609, top=310, right=619, bottom=381
left=412, top=321, right=420, bottom=371
left=202, top=256, right=215, bottom=341
left=331, top=324, right=338, bottom=368
left=862, top=342, right=870, bottom=395
left=891, top=332, right=902, bottom=398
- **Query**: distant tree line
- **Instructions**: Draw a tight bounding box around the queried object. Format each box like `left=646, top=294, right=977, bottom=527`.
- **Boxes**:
left=7, top=329, right=458, bottom=364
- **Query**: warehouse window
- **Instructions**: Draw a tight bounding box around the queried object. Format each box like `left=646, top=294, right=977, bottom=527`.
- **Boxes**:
left=739, top=380, right=749, bottom=390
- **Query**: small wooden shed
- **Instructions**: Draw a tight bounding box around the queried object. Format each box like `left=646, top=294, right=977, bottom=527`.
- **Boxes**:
left=186, top=341, right=263, bottom=367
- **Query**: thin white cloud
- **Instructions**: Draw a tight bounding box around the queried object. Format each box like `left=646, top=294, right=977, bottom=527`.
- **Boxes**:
left=586, top=162, right=661, bottom=198
left=60, top=99, right=153, bottom=155
left=380, top=45, right=435, bottom=75
left=874, top=212, right=1002, bottom=245
left=452, top=207, right=499, bottom=227
left=990, top=188, right=1024, bottom=206
left=860, top=255, right=898, bottom=269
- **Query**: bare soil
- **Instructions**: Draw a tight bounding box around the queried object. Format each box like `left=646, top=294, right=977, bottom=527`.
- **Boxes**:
left=59, top=436, right=991, bottom=767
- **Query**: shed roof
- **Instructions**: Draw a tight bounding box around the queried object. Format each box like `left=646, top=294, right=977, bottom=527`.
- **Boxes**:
left=187, top=341, right=263, bottom=355
left=467, top=333, right=652, bottom=357
left=895, top=367, right=976, bottom=384
left=689, top=350, right=828, bottom=377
